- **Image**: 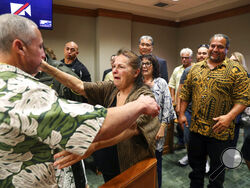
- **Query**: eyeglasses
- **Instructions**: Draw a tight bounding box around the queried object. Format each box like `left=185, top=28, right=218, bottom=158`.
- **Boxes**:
left=142, top=62, right=152, bottom=67
left=181, top=56, right=191, bottom=59
left=140, top=43, right=152, bottom=47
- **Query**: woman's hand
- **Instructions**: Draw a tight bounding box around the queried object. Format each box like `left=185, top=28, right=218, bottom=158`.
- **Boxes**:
left=155, top=126, right=165, bottom=140
left=137, top=95, right=160, bottom=117
left=53, top=150, right=83, bottom=169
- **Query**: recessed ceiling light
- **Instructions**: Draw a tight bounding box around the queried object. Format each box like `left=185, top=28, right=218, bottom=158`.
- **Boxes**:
left=154, top=2, right=168, bottom=7
left=172, top=0, right=179, bottom=2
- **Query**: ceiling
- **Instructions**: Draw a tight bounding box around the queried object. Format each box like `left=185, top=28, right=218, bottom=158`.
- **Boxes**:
left=53, top=0, right=250, bottom=22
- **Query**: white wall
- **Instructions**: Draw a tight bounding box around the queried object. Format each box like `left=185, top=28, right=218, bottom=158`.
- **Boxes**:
left=96, top=17, right=131, bottom=80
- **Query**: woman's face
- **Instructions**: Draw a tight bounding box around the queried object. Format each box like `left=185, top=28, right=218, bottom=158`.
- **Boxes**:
left=141, top=58, right=153, bottom=78
left=112, top=54, right=138, bottom=90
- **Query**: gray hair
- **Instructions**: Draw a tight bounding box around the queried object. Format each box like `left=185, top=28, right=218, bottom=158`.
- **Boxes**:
left=0, top=14, right=37, bottom=52
left=209, top=34, right=230, bottom=49
left=139, top=35, right=154, bottom=46
left=180, top=48, right=193, bottom=57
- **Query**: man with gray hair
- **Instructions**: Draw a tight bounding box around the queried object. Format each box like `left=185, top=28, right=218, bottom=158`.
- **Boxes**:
left=169, top=48, right=193, bottom=152
left=139, top=35, right=169, bottom=82
left=0, top=14, right=159, bottom=187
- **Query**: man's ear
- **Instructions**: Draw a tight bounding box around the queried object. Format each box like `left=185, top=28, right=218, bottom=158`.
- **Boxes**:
left=13, top=39, right=25, bottom=56
left=225, top=48, right=228, bottom=55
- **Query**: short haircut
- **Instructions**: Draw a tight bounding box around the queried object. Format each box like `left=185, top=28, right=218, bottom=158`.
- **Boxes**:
left=139, top=35, right=154, bottom=46
left=198, top=44, right=209, bottom=49
left=0, top=14, right=37, bottom=52
left=180, top=48, right=193, bottom=57
left=209, top=34, right=230, bottom=49
left=140, top=55, right=160, bottom=79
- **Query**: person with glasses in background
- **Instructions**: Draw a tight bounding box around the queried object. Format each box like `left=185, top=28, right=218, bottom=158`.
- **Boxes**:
left=138, top=35, right=169, bottom=82
left=141, top=54, right=176, bottom=188
left=169, top=48, right=193, bottom=154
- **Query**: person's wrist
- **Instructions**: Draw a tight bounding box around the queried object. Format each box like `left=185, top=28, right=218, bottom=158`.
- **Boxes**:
left=179, top=111, right=185, bottom=116
left=161, top=122, right=167, bottom=128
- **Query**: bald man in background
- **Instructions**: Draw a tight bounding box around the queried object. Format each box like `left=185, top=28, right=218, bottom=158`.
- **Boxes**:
left=62, top=41, right=91, bottom=82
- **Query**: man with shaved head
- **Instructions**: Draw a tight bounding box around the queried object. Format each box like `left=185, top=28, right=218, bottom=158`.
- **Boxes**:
left=62, top=41, right=91, bottom=82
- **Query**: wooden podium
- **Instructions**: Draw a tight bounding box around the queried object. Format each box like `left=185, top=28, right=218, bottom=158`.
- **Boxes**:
left=99, top=158, right=157, bottom=188
left=163, top=121, right=174, bottom=154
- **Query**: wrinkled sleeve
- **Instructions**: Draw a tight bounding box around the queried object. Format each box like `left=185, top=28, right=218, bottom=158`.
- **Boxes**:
left=84, top=81, right=115, bottom=106
left=133, top=87, right=160, bottom=155
left=160, top=79, right=177, bottom=123
left=2, top=80, right=107, bottom=156
left=231, top=65, right=250, bottom=106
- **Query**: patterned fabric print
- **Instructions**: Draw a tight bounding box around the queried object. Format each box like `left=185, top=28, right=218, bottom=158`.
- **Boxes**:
left=56, top=168, right=75, bottom=188
left=0, top=64, right=107, bottom=187
left=180, top=58, right=250, bottom=141
left=152, top=78, right=176, bottom=151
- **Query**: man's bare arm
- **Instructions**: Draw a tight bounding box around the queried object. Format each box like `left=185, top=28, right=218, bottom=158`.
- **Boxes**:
left=175, top=84, right=183, bottom=115
left=178, top=99, right=189, bottom=129
left=169, top=87, right=176, bottom=106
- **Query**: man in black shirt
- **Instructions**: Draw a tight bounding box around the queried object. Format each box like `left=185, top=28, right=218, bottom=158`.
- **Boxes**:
left=61, top=41, right=91, bottom=82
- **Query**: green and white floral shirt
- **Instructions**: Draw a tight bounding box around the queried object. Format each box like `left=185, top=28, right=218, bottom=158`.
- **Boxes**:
left=0, top=64, right=107, bottom=188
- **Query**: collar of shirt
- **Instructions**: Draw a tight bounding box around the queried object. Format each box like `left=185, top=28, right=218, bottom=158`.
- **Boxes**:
left=0, top=63, right=37, bottom=80
left=200, top=58, right=229, bottom=70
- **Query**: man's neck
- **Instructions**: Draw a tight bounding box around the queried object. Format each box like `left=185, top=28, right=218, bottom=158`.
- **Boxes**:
left=183, top=64, right=191, bottom=69
left=64, top=58, right=76, bottom=65
left=0, top=53, right=15, bottom=66
left=207, top=59, right=224, bottom=69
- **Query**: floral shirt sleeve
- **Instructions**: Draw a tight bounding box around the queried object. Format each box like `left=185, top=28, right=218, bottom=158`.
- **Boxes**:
left=0, top=64, right=107, bottom=188
left=153, top=78, right=176, bottom=124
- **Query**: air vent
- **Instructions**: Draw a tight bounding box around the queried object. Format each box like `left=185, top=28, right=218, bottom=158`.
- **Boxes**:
left=154, top=2, right=168, bottom=7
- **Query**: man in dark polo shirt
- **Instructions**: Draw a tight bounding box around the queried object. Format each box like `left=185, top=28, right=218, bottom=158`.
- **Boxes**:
left=62, top=41, right=91, bottom=82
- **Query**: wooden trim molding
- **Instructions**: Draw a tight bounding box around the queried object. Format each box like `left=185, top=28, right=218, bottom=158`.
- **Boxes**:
left=178, top=4, right=250, bottom=27
left=97, top=8, right=133, bottom=20
left=53, top=4, right=250, bottom=28
left=53, top=4, right=97, bottom=17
